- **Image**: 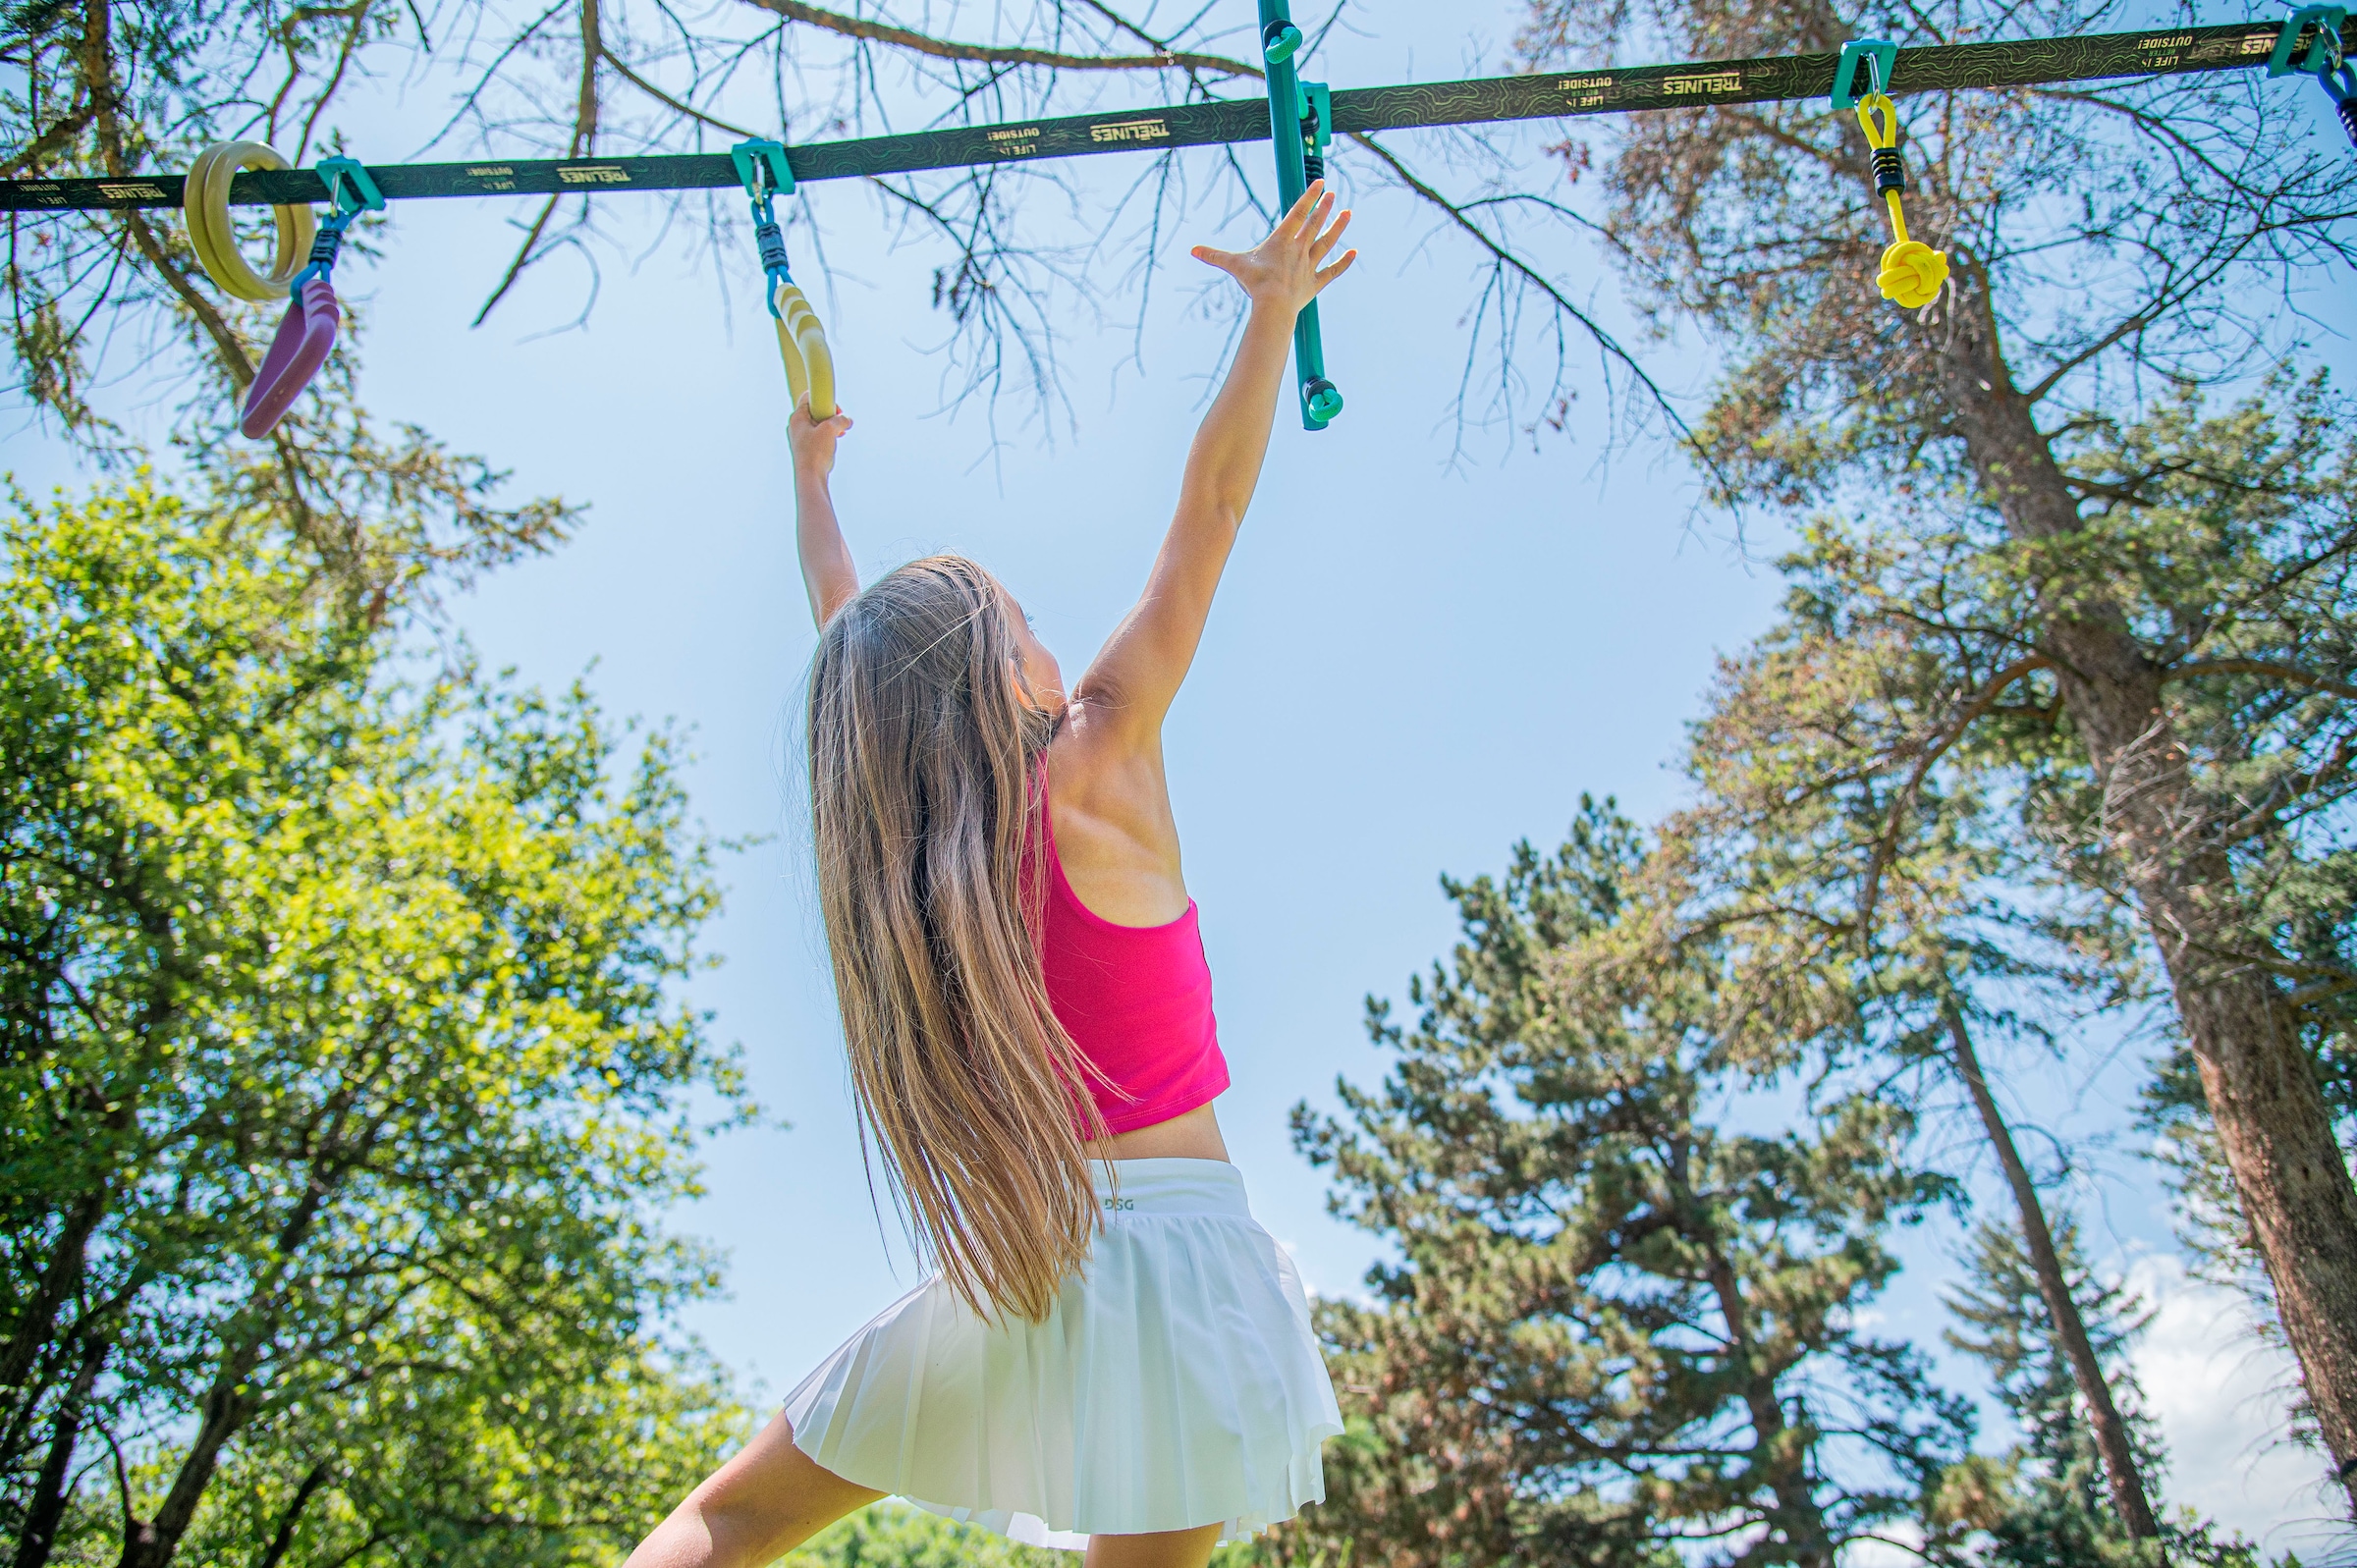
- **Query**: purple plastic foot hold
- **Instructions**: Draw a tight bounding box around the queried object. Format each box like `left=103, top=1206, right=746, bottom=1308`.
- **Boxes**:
left=240, top=276, right=340, bottom=438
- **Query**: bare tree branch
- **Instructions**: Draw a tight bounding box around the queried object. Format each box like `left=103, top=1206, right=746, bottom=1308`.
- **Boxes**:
left=472, top=195, right=567, bottom=327
left=598, top=46, right=761, bottom=139
left=1857, top=654, right=2054, bottom=933
left=738, top=0, right=1257, bottom=79
left=1344, top=129, right=1721, bottom=489
left=2169, top=657, right=2357, bottom=704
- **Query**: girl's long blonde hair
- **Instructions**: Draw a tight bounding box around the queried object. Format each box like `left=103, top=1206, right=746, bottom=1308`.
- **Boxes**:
left=808, top=555, right=1109, bottom=1323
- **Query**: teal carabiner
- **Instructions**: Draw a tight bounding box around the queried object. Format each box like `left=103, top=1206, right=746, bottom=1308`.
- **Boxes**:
left=732, top=138, right=795, bottom=205
left=318, top=155, right=384, bottom=219
left=732, top=137, right=800, bottom=320
left=288, top=154, right=384, bottom=297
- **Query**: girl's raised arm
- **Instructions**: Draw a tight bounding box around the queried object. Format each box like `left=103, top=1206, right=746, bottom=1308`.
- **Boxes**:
left=1071, top=184, right=1356, bottom=743
left=791, top=399, right=860, bottom=628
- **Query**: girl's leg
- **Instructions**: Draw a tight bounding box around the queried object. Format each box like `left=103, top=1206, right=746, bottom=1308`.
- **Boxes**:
left=625, top=1413, right=886, bottom=1568
left=1082, top=1525, right=1225, bottom=1568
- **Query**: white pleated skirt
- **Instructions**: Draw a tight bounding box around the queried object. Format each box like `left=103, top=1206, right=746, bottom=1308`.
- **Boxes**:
left=783, top=1158, right=1343, bottom=1552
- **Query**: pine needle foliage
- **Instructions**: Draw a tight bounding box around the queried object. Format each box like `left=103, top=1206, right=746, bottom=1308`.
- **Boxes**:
left=1281, top=800, right=1972, bottom=1568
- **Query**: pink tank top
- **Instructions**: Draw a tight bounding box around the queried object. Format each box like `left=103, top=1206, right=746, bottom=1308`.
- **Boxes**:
left=1026, top=775, right=1230, bottom=1134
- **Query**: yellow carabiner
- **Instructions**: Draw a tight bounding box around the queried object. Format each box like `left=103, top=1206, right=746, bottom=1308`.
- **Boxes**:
left=183, top=142, right=318, bottom=301
left=1852, top=92, right=1948, bottom=309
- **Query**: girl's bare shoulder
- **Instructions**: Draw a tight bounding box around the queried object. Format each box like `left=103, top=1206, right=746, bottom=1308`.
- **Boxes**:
left=1045, top=702, right=1184, bottom=920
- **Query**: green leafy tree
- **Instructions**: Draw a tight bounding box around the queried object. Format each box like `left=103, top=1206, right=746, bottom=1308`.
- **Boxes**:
left=154, top=1341, right=745, bottom=1568
left=0, top=477, right=746, bottom=1568
left=784, top=1503, right=1069, bottom=1568
left=1282, top=803, right=1972, bottom=1568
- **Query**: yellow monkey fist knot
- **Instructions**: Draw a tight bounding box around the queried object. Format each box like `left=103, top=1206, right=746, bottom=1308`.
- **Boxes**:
left=1877, top=239, right=1948, bottom=309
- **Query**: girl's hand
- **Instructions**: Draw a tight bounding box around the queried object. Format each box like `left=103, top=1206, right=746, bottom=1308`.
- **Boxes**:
left=1190, top=181, right=1356, bottom=315
left=789, top=395, right=853, bottom=481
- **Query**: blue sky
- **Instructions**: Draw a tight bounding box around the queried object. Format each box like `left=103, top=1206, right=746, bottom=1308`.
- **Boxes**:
left=7, top=2, right=2354, bottom=1553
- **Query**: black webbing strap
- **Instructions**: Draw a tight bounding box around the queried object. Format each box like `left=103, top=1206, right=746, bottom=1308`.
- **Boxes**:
left=2, top=20, right=2339, bottom=214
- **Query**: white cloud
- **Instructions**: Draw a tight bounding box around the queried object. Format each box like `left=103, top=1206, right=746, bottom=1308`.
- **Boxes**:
left=2126, top=1255, right=2353, bottom=1560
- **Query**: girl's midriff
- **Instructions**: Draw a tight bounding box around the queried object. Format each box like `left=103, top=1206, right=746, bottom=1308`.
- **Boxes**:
left=1088, top=1100, right=1229, bottom=1162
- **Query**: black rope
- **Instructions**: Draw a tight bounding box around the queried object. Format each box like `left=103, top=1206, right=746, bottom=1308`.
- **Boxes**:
left=1870, top=145, right=1906, bottom=196
left=3, top=19, right=2343, bottom=214
left=753, top=213, right=791, bottom=277
left=304, top=223, right=347, bottom=272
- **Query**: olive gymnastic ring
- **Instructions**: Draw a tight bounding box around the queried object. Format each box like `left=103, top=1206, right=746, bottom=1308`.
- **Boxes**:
left=183, top=141, right=317, bottom=301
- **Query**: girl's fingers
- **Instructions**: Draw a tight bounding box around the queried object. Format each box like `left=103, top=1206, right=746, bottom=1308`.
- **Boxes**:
left=1307, top=208, right=1353, bottom=262
left=1197, top=183, right=1354, bottom=290
left=1277, top=180, right=1326, bottom=238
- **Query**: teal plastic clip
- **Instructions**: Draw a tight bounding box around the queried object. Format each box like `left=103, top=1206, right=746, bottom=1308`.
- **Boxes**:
left=1298, top=80, right=1333, bottom=156
left=316, top=156, right=384, bottom=217
left=1832, top=39, right=1899, bottom=109
left=731, top=138, right=795, bottom=199
left=2269, top=4, right=2347, bottom=75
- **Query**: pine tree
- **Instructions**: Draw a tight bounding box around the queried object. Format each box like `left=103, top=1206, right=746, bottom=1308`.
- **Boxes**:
left=1944, top=1215, right=2164, bottom=1567
left=1517, top=0, right=2357, bottom=1484
left=1280, top=802, right=1973, bottom=1568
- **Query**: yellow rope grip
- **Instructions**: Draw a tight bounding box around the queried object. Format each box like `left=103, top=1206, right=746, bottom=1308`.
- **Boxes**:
left=184, top=142, right=318, bottom=301
left=772, top=278, right=837, bottom=421
left=1854, top=93, right=1948, bottom=309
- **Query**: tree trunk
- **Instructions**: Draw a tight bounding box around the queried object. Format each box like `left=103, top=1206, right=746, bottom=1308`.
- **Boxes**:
left=1945, top=1007, right=2162, bottom=1541
left=115, top=1347, right=260, bottom=1568
left=11, top=1335, right=107, bottom=1568
left=1702, top=1249, right=1836, bottom=1567
left=0, top=1186, right=106, bottom=1453
left=116, top=1146, right=356, bottom=1568
left=1928, top=276, right=2357, bottom=1514
left=253, top=1461, right=331, bottom=1568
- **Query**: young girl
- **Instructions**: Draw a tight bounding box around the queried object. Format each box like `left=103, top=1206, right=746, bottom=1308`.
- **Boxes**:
left=626, top=184, right=1358, bottom=1568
